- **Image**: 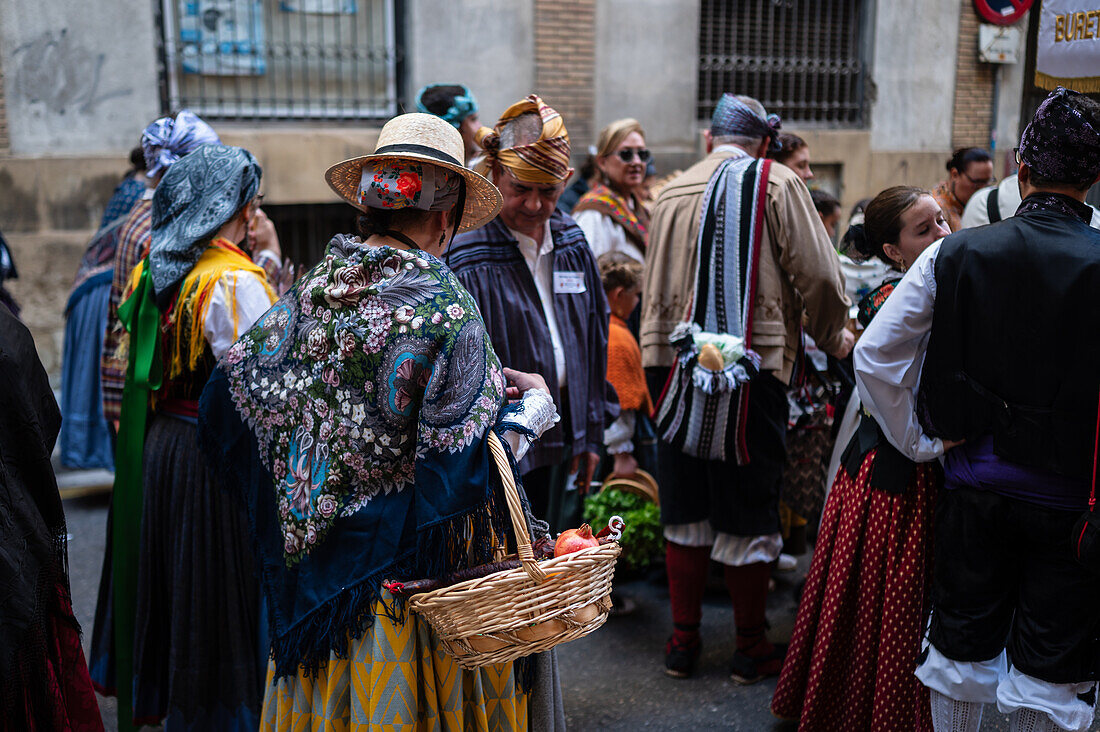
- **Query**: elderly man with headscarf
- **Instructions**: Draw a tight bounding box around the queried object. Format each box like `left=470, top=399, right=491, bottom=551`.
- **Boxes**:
left=856, top=87, right=1100, bottom=732
left=446, top=94, right=609, bottom=534
left=641, top=93, right=851, bottom=683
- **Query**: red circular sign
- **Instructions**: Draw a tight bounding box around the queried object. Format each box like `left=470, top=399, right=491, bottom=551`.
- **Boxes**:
left=973, top=0, right=1033, bottom=25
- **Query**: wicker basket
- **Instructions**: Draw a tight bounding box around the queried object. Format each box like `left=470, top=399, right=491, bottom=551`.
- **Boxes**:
left=601, top=468, right=660, bottom=505
left=407, top=431, right=621, bottom=669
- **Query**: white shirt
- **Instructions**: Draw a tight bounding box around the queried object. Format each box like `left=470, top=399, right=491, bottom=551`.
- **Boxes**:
left=962, top=176, right=1100, bottom=229
left=839, top=254, right=893, bottom=318
left=202, top=270, right=276, bottom=360
left=501, top=388, right=559, bottom=462
left=509, top=224, right=568, bottom=388
left=960, top=176, right=1023, bottom=229
left=852, top=240, right=945, bottom=463
left=574, top=205, right=645, bottom=264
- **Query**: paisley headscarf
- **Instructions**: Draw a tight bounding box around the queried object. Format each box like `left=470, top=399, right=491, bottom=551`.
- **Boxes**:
left=141, top=110, right=221, bottom=179
left=149, top=144, right=261, bottom=305
left=1018, top=86, right=1100, bottom=188
left=474, top=94, right=571, bottom=183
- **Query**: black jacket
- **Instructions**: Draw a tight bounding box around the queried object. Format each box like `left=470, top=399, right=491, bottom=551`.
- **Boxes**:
left=917, top=203, right=1100, bottom=478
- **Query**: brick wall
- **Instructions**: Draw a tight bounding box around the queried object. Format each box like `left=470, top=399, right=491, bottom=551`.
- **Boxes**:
left=951, top=0, right=995, bottom=150
left=534, top=0, right=596, bottom=150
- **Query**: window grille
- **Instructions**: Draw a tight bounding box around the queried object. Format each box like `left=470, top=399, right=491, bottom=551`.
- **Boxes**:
left=265, top=202, right=358, bottom=268
left=158, top=0, right=400, bottom=120
left=697, top=0, right=869, bottom=126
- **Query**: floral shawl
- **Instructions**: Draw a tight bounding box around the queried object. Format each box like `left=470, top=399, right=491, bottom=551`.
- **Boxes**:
left=199, top=235, right=517, bottom=677
left=572, top=182, right=650, bottom=250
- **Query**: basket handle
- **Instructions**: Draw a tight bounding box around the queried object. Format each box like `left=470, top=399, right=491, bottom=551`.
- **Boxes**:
left=487, top=431, right=547, bottom=583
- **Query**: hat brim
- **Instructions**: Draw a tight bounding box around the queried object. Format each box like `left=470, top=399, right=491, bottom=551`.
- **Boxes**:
left=325, top=151, right=502, bottom=233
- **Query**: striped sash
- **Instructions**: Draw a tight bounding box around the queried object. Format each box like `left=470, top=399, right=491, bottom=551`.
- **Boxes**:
left=654, top=155, right=770, bottom=464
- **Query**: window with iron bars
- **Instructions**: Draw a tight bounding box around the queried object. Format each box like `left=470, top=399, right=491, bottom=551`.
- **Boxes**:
left=698, top=0, right=871, bottom=127
left=157, top=0, right=400, bottom=120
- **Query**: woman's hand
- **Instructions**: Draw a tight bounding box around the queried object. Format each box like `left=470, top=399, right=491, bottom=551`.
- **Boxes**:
left=249, top=208, right=282, bottom=260
left=942, top=438, right=966, bottom=452
left=611, top=452, right=639, bottom=479
left=503, top=367, right=549, bottom=402
left=571, top=451, right=601, bottom=495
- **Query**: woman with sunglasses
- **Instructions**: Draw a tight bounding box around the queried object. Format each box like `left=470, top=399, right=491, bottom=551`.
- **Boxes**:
left=931, top=147, right=994, bottom=232
left=573, top=118, right=652, bottom=263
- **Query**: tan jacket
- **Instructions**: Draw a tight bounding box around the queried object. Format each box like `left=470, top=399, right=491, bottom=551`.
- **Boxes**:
left=640, top=149, right=850, bottom=383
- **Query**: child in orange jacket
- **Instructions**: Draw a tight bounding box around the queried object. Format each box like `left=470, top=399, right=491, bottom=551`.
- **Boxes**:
left=598, top=252, right=655, bottom=478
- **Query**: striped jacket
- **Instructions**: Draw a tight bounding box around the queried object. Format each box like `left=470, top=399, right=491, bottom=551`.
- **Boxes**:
left=447, top=210, right=610, bottom=473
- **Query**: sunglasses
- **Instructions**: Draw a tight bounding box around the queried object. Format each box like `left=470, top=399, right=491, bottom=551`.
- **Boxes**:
left=615, top=148, right=651, bottom=163
left=962, top=171, right=995, bottom=187
left=1014, top=147, right=1023, bottom=166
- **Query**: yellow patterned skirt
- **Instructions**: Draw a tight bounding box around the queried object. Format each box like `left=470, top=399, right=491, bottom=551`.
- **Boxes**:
left=260, top=594, right=527, bottom=732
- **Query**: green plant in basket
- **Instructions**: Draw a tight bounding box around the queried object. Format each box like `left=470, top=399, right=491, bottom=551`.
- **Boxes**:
left=583, top=488, right=662, bottom=571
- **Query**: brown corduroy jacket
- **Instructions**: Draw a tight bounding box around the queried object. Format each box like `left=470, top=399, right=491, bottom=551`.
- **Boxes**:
left=640, top=148, right=850, bottom=384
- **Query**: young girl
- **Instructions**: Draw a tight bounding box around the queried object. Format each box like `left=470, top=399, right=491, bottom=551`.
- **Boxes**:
left=598, top=252, right=655, bottom=478
left=772, top=186, right=954, bottom=730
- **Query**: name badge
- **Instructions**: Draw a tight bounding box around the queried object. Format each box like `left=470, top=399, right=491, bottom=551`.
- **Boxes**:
left=553, top=271, right=586, bottom=294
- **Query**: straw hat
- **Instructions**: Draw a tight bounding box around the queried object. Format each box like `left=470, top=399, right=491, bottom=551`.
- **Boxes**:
left=325, top=113, right=502, bottom=232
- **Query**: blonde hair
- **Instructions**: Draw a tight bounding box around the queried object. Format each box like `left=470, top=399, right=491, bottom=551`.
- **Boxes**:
left=596, top=118, right=645, bottom=159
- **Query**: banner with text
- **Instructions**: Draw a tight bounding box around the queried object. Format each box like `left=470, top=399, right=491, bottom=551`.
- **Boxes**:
left=1036, top=1, right=1100, bottom=92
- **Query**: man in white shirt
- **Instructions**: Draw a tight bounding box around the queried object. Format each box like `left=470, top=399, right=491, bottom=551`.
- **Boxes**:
left=448, top=95, right=610, bottom=533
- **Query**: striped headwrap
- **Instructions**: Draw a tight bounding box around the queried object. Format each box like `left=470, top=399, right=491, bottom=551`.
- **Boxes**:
left=474, top=94, right=571, bottom=183
left=710, top=94, right=783, bottom=151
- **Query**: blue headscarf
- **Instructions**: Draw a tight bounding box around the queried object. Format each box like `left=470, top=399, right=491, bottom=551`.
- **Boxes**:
left=415, top=84, right=478, bottom=129
left=149, top=144, right=261, bottom=306
left=141, top=110, right=221, bottom=179
left=710, top=94, right=783, bottom=151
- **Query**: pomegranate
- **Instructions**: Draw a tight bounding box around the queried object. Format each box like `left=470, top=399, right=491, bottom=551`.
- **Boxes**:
left=554, top=524, right=600, bottom=557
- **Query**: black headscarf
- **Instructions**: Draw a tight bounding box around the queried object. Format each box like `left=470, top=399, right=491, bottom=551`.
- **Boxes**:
left=1018, top=87, right=1100, bottom=187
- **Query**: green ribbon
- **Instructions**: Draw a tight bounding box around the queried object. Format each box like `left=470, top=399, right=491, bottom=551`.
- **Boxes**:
left=111, top=261, right=161, bottom=732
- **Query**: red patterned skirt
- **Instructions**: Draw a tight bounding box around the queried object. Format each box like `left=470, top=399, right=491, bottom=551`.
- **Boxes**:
left=771, top=449, right=938, bottom=731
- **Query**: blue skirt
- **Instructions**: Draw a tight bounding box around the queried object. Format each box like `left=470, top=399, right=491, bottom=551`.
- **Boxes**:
left=59, top=272, right=114, bottom=470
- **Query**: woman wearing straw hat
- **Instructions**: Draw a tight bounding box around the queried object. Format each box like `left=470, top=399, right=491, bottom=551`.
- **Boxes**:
left=199, top=113, right=562, bottom=730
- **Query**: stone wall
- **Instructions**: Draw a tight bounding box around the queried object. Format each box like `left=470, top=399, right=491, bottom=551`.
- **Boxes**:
left=404, top=0, right=535, bottom=126
left=0, top=0, right=159, bottom=156
left=594, top=0, right=699, bottom=172
left=869, top=0, right=961, bottom=152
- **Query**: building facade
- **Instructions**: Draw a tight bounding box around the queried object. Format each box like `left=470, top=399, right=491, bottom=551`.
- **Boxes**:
left=0, top=0, right=1037, bottom=372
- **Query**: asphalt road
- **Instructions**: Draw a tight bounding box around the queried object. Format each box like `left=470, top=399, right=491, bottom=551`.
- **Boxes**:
left=63, top=491, right=1093, bottom=731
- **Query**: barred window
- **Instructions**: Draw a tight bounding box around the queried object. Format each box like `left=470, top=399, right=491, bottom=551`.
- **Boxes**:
left=697, top=0, right=870, bottom=126
left=158, top=0, right=400, bottom=120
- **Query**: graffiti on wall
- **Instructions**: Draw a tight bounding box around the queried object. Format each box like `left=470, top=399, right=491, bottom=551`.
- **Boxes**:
left=11, top=29, right=133, bottom=115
